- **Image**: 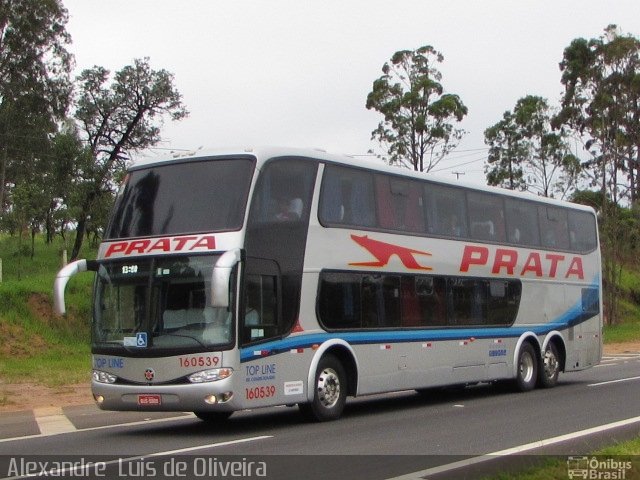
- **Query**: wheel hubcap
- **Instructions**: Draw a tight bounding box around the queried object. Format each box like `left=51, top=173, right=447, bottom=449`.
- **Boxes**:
left=317, top=367, right=340, bottom=408
left=520, top=352, right=534, bottom=383
left=544, top=348, right=558, bottom=379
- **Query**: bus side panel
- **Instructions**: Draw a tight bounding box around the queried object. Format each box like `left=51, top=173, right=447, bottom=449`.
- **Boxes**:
left=556, top=279, right=601, bottom=372
left=236, top=350, right=313, bottom=409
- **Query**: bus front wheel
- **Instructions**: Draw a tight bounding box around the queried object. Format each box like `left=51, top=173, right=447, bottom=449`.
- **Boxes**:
left=299, top=354, right=347, bottom=422
left=515, top=343, right=538, bottom=392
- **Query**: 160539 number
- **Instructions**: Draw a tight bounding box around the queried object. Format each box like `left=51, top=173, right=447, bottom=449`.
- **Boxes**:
left=245, top=385, right=276, bottom=400
left=178, top=356, right=219, bottom=368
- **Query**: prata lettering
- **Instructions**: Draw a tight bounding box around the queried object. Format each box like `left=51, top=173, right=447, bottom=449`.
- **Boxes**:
left=460, top=245, right=584, bottom=279
left=104, top=235, right=216, bottom=258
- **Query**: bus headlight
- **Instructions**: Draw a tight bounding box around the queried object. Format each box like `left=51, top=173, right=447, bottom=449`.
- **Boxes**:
left=93, top=370, right=117, bottom=384
left=188, top=368, right=233, bottom=383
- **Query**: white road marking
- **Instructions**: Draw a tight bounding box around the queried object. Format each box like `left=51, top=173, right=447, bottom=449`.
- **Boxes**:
left=387, top=415, right=640, bottom=480
left=0, top=413, right=195, bottom=443
left=602, top=354, right=640, bottom=360
left=595, top=354, right=640, bottom=367
left=147, top=435, right=271, bottom=455
left=33, top=407, right=77, bottom=435
left=588, top=375, right=640, bottom=387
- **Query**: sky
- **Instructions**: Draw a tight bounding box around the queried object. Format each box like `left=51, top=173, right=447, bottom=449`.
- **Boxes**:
left=63, top=0, right=640, bottom=185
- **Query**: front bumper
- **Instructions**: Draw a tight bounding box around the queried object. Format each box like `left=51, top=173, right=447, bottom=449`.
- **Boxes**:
left=91, top=377, right=237, bottom=412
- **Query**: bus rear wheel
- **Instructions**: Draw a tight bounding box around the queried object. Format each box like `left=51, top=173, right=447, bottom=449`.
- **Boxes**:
left=515, top=343, right=538, bottom=392
left=194, top=411, right=232, bottom=422
left=299, top=354, right=347, bottom=422
left=538, top=342, right=561, bottom=388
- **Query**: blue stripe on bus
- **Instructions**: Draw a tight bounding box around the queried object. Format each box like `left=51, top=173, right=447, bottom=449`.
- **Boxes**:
left=240, top=277, right=600, bottom=363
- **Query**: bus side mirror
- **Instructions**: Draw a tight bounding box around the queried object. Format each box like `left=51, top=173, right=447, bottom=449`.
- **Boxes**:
left=211, top=248, right=242, bottom=308
left=53, top=259, right=97, bottom=315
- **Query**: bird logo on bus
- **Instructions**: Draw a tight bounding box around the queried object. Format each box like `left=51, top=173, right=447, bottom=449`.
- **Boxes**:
left=349, top=234, right=433, bottom=271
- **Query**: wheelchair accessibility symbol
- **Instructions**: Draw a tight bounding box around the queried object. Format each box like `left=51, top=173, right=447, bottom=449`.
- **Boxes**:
left=136, top=332, right=148, bottom=347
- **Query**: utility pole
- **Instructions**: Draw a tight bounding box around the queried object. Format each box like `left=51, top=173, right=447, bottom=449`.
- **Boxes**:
left=452, top=171, right=465, bottom=180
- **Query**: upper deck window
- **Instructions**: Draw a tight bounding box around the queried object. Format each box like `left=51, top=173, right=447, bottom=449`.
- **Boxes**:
left=424, top=183, right=468, bottom=238
left=538, top=206, right=570, bottom=250
left=319, top=166, right=376, bottom=228
left=467, top=191, right=506, bottom=242
left=568, top=210, right=598, bottom=252
left=505, top=199, right=540, bottom=247
left=317, top=163, right=597, bottom=254
left=106, top=158, right=254, bottom=239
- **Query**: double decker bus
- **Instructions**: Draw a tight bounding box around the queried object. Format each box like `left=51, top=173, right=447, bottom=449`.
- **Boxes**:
left=53, top=147, right=602, bottom=422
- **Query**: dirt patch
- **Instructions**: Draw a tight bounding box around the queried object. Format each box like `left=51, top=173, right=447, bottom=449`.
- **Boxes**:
left=0, top=322, right=46, bottom=358
left=0, top=293, right=52, bottom=358
left=27, top=293, right=54, bottom=325
left=603, top=341, right=640, bottom=355
left=0, top=382, right=92, bottom=413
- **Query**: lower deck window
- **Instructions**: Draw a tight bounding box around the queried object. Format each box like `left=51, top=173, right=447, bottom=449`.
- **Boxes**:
left=318, top=271, right=521, bottom=330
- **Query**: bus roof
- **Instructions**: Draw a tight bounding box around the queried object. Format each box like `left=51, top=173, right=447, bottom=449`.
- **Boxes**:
left=130, top=146, right=596, bottom=214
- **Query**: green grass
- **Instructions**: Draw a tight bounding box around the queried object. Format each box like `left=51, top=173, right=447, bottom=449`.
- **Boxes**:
left=599, top=436, right=640, bottom=455
left=482, top=439, right=640, bottom=479
left=620, top=267, right=640, bottom=298
left=603, top=321, right=640, bottom=344
left=0, top=233, right=96, bottom=386
left=603, top=294, right=640, bottom=344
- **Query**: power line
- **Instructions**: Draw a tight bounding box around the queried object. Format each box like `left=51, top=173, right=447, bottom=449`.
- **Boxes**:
left=448, top=147, right=489, bottom=153
left=443, top=149, right=489, bottom=161
left=431, top=155, right=487, bottom=173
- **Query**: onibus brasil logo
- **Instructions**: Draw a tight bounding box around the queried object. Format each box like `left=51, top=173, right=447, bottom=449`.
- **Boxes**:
left=567, top=456, right=633, bottom=479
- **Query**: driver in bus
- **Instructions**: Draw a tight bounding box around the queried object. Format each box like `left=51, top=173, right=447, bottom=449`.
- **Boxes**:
left=275, top=197, right=303, bottom=221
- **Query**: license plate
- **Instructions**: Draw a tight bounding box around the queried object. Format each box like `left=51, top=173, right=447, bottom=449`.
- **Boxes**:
left=138, top=394, right=161, bottom=406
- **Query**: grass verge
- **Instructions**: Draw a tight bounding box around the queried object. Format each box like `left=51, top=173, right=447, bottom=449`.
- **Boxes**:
left=483, top=438, right=640, bottom=479
left=0, top=234, right=95, bottom=387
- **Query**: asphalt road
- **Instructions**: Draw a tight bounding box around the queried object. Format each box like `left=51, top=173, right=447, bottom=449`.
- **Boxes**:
left=1, top=352, right=639, bottom=479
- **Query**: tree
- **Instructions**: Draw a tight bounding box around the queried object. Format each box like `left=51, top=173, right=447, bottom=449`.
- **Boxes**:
left=366, top=46, right=468, bottom=172
left=45, top=123, right=91, bottom=243
left=0, top=0, right=72, bottom=212
left=485, top=96, right=581, bottom=199
left=514, top=95, right=581, bottom=199
left=70, top=58, right=188, bottom=259
left=555, top=25, right=640, bottom=324
left=484, top=110, right=527, bottom=191
left=555, top=25, right=640, bottom=205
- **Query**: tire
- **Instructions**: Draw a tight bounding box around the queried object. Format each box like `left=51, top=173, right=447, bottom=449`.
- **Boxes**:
left=299, top=355, right=347, bottom=422
left=538, top=341, right=561, bottom=388
left=515, top=342, right=538, bottom=392
left=194, top=411, right=232, bottom=422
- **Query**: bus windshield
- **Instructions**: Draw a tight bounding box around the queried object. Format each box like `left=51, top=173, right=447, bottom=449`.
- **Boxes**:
left=93, top=255, right=233, bottom=353
left=106, top=157, right=254, bottom=239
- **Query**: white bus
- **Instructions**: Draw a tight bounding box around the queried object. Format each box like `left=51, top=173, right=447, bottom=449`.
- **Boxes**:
left=54, top=147, right=602, bottom=422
